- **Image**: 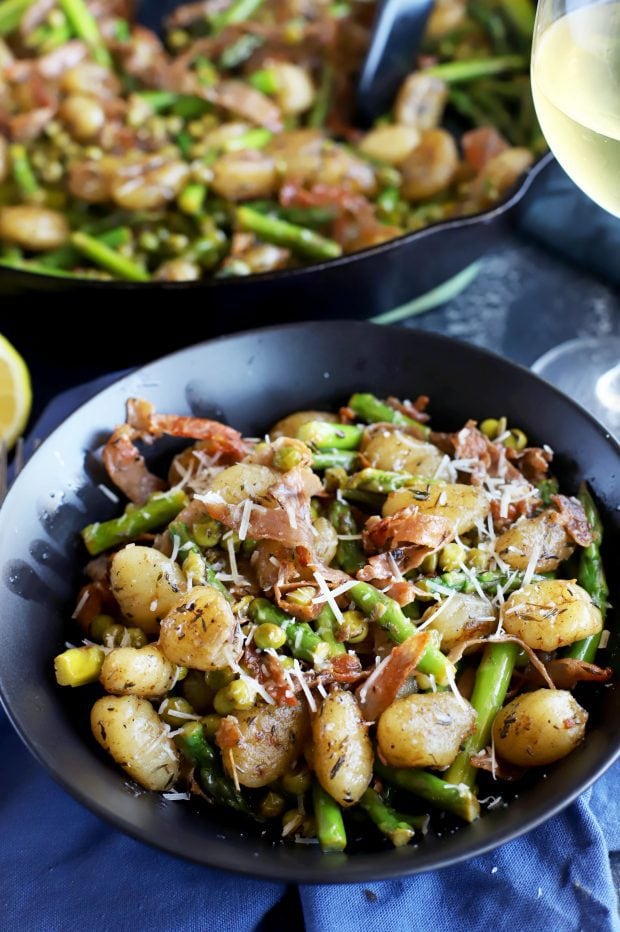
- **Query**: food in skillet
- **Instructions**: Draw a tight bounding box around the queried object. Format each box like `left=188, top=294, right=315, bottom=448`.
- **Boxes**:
left=54, top=392, right=612, bottom=851
left=0, top=0, right=542, bottom=281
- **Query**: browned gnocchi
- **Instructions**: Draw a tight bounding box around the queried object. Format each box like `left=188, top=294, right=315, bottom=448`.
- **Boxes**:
left=56, top=390, right=610, bottom=854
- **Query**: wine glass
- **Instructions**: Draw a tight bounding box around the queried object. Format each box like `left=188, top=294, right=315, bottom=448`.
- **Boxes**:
left=530, top=0, right=620, bottom=435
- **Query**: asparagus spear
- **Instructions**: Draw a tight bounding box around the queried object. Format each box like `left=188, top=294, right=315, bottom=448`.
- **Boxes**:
left=178, top=183, right=207, bottom=216
left=375, top=762, right=480, bottom=823
left=348, top=393, right=430, bottom=439
left=71, top=232, right=149, bottom=282
left=296, top=421, right=363, bottom=450
left=341, top=488, right=386, bottom=510
left=249, top=68, right=279, bottom=95
left=358, top=788, right=416, bottom=847
left=174, top=721, right=251, bottom=815
left=494, top=0, right=536, bottom=46
left=313, top=782, right=347, bottom=852
left=328, top=500, right=366, bottom=575
left=0, top=0, right=32, bottom=35
left=424, top=55, right=527, bottom=84
left=236, top=207, right=342, bottom=260
left=349, top=583, right=453, bottom=684
left=211, top=0, right=265, bottom=31
left=564, top=483, right=609, bottom=663
left=312, top=449, right=359, bottom=472
left=248, top=598, right=331, bottom=664
left=58, top=0, right=112, bottom=66
left=0, top=257, right=81, bottom=278
left=37, top=227, right=131, bottom=271
left=9, top=144, right=40, bottom=198
left=136, top=91, right=179, bottom=112
left=448, top=88, right=489, bottom=128
left=345, top=468, right=434, bottom=495
left=420, top=569, right=544, bottom=597
left=279, top=205, right=336, bottom=227
left=219, top=32, right=263, bottom=69
left=81, top=489, right=187, bottom=555
left=445, top=641, right=520, bottom=788
left=315, top=605, right=346, bottom=658
left=468, top=1, right=509, bottom=54
left=168, top=521, right=233, bottom=603
left=537, top=477, right=560, bottom=507
left=224, top=128, right=272, bottom=151
left=308, top=62, right=334, bottom=128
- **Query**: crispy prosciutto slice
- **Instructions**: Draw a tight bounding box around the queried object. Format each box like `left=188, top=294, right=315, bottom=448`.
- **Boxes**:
left=356, top=631, right=432, bottom=722
left=102, top=424, right=165, bottom=504
left=358, top=505, right=452, bottom=582
left=200, top=466, right=322, bottom=552
left=126, top=398, right=251, bottom=459
left=550, top=495, right=594, bottom=547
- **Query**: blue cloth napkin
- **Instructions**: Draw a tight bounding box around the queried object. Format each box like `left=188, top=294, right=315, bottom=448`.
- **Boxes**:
left=1, top=373, right=618, bottom=932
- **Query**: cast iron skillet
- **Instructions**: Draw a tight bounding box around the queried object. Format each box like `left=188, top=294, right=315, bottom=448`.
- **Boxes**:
left=0, top=320, right=617, bottom=884
left=0, top=0, right=554, bottom=330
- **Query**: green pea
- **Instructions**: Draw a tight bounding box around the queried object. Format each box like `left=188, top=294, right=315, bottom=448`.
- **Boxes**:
left=504, top=428, right=528, bottom=450
left=285, top=586, right=315, bottom=607
left=480, top=418, right=500, bottom=439
left=193, top=518, right=223, bottom=548
left=273, top=445, right=304, bottom=471
left=127, top=627, right=147, bottom=647
left=467, top=548, right=491, bottom=571
left=439, top=542, right=466, bottom=572
left=205, top=668, right=235, bottom=690
left=420, top=552, right=438, bottom=574
left=281, top=809, right=304, bottom=834
left=340, top=610, right=368, bottom=644
left=89, top=613, right=116, bottom=642
left=254, top=623, right=287, bottom=651
left=281, top=768, right=312, bottom=796
left=160, top=696, right=195, bottom=726
left=201, top=713, right=222, bottom=738
left=259, top=791, right=286, bottom=819
left=182, top=669, right=213, bottom=713
left=102, top=623, right=127, bottom=647
left=214, top=679, right=255, bottom=714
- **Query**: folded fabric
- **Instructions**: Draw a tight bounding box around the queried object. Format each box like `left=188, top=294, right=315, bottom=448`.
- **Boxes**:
left=1, top=705, right=618, bottom=932
left=516, top=160, right=620, bottom=287
left=1, top=375, right=618, bottom=932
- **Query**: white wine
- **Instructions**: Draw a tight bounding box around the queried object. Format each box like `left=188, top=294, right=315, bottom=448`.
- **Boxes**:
left=531, top=2, right=620, bottom=216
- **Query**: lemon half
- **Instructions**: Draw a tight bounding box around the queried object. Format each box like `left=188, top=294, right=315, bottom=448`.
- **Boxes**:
left=0, top=333, right=32, bottom=449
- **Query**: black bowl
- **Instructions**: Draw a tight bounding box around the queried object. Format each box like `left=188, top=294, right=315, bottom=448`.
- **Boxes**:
left=0, top=320, right=617, bottom=883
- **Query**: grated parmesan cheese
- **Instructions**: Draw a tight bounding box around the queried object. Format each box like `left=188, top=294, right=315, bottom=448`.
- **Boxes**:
left=226, top=535, right=242, bottom=585
left=98, top=483, right=120, bottom=503
left=312, top=578, right=358, bottom=605
left=239, top=672, right=275, bottom=705
left=312, top=571, right=346, bottom=626
left=521, top=540, right=542, bottom=588
left=238, top=499, right=253, bottom=542
left=71, top=589, right=90, bottom=619
left=170, top=534, right=181, bottom=563
left=292, top=659, right=317, bottom=712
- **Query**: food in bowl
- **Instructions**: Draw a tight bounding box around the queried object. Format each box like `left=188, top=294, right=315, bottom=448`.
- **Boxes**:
left=0, top=0, right=541, bottom=282
left=55, top=390, right=611, bottom=852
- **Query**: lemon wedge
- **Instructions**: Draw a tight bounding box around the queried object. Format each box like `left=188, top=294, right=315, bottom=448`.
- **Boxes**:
left=0, top=333, right=32, bottom=449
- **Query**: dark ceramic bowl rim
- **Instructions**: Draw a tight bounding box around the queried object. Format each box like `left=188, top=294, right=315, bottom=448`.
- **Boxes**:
left=0, top=154, right=553, bottom=291
left=0, top=319, right=617, bottom=884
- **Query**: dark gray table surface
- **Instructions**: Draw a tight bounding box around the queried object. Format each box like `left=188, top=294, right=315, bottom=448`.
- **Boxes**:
left=410, top=229, right=620, bottom=366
